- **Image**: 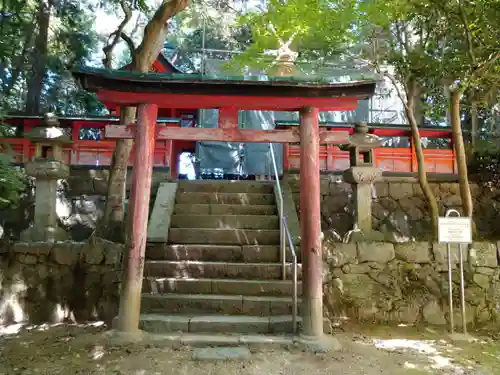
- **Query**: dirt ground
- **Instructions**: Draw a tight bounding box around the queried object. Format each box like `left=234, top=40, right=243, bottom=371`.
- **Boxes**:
left=0, top=322, right=498, bottom=375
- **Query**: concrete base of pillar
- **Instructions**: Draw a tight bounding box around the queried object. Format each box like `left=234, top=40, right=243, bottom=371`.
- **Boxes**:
left=448, top=333, right=476, bottom=343
left=20, top=225, right=69, bottom=242
left=102, top=328, right=147, bottom=346
left=296, top=335, right=343, bottom=353
left=301, top=296, right=324, bottom=339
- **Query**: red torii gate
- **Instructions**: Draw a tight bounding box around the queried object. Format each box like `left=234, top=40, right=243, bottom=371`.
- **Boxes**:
left=73, top=67, right=377, bottom=340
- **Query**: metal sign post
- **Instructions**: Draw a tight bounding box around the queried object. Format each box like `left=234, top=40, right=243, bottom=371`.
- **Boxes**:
left=438, top=209, right=472, bottom=335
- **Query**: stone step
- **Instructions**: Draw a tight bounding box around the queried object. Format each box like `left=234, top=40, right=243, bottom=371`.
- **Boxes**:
left=176, top=192, right=275, bottom=205
left=176, top=181, right=274, bottom=194
left=169, top=228, right=280, bottom=245
left=118, top=331, right=335, bottom=348
left=146, top=244, right=300, bottom=263
left=170, top=214, right=279, bottom=229
left=143, top=277, right=302, bottom=296
left=127, top=330, right=296, bottom=348
left=174, top=204, right=277, bottom=216
left=141, top=294, right=301, bottom=316
left=139, top=314, right=306, bottom=334
left=144, top=261, right=302, bottom=280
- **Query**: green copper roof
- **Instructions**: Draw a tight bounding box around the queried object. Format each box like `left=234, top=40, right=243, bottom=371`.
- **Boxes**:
left=73, top=65, right=380, bottom=86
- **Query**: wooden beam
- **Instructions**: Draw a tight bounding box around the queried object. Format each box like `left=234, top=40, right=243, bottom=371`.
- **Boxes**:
left=321, top=130, right=350, bottom=144
left=105, top=125, right=350, bottom=144
left=96, top=89, right=360, bottom=111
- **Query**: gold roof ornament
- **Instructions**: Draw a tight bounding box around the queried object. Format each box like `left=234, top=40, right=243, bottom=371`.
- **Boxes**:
left=266, top=25, right=299, bottom=78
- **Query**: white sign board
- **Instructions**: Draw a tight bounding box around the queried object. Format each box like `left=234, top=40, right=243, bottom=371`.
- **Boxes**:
left=438, top=217, right=472, bottom=244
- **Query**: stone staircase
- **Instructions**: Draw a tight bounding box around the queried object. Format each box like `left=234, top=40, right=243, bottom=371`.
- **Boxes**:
left=140, top=180, right=303, bottom=334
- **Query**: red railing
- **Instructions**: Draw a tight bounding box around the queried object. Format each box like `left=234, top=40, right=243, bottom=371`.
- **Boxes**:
left=0, top=136, right=175, bottom=168
left=0, top=117, right=178, bottom=168
left=281, top=124, right=456, bottom=174
left=285, top=146, right=455, bottom=174
left=1, top=117, right=457, bottom=174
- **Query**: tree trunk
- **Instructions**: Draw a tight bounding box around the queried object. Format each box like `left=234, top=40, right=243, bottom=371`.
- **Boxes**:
left=107, top=0, right=189, bottom=334
left=450, top=90, right=473, bottom=218
left=406, top=89, right=440, bottom=239
left=98, top=2, right=135, bottom=242
left=444, top=84, right=452, bottom=126
left=25, top=0, right=51, bottom=114
left=99, top=109, right=135, bottom=242
left=99, top=0, right=189, bottom=243
left=470, top=99, right=478, bottom=152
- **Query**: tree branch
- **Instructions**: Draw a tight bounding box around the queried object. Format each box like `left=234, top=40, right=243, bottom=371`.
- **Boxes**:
left=394, top=22, right=411, bottom=56
left=457, top=0, right=476, bottom=64
left=109, top=30, right=137, bottom=57
left=383, top=70, right=410, bottom=112
left=455, top=50, right=500, bottom=94
left=369, top=26, right=386, bottom=70
left=134, top=0, right=189, bottom=71
left=421, top=16, right=435, bottom=48
left=102, top=0, right=133, bottom=69
left=471, top=51, right=500, bottom=78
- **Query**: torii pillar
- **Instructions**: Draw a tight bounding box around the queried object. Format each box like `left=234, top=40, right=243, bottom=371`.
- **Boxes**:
left=115, top=103, right=159, bottom=332
left=272, top=48, right=323, bottom=338
left=299, top=106, right=323, bottom=339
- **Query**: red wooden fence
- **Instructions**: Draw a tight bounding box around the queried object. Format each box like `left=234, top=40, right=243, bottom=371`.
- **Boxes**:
left=0, top=117, right=456, bottom=174
left=284, top=145, right=455, bottom=174
left=281, top=124, right=456, bottom=174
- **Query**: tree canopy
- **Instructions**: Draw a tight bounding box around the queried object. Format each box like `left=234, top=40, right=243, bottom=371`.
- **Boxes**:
left=0, top=0, right=105, bottom=115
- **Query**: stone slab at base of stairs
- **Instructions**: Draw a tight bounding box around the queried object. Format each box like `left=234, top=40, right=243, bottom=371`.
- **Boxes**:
left=139, top=314, right=331, bottom=334
left=103, top=329, right=294, bottom=348
left=105, top=330, right=341, bottom=352
left=154, top=332, right=295, bottom=348
left=192, top=346, right=251, bottom=361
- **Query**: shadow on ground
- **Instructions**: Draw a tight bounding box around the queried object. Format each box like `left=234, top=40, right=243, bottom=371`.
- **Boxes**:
left=0, top=322, right=497, bottom=375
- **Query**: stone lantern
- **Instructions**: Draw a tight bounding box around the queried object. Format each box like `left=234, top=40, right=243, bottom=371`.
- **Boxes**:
left=342, top=122, right=384, bottom=234
left=20, top=113, right=72, bottom=242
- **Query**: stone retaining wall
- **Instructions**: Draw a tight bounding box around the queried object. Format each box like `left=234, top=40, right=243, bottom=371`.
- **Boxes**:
left=1, top=168, right=170, bottom=241
left=3, top=167, right=500, bottom=241
left=323, top=241, right=500, bottom=327
left=286, top=174, right=500, bottom=240
left=66, top=168, right=171, bottom=197
left=1, top=238, right=499, bottom=328
left=0, top=240, right=123, bottom=325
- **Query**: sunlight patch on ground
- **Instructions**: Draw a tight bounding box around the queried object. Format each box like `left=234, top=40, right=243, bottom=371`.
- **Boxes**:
left=89, top=345, right=105, bottom=360
left=0, top=320, right=105, bottom=337
left=0, top=274, right=27, bottom=325
left=0, top=323, right=26, bottom=336
left=369, top=338, right=464, bottom=373
left=373, top=339, right=438, bottom=354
